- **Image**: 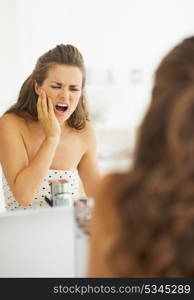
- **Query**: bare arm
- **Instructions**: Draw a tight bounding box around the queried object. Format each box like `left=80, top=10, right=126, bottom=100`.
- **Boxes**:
left=0, top=91, right=61, bottom=206
left=78, top=123, right=101, bottom=198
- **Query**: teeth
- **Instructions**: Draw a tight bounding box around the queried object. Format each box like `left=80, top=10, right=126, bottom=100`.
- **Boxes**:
left=56, top=103, right=68, bottom=107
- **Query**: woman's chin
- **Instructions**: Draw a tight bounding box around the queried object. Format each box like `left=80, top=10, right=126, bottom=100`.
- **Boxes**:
left=54, top=107, right=74, bottom=125
left=56, top=116, right=67, bottom=124
left=55, top=113, right=70, bottom=125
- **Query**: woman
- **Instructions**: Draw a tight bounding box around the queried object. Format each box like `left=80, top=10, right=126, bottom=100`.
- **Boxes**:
left=0, top=44, right=101, bottom=210
left=89, top=37, right=194, bottom=277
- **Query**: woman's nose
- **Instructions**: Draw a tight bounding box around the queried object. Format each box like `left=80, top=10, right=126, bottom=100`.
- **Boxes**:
left=59, top=89, right=69, bottom=99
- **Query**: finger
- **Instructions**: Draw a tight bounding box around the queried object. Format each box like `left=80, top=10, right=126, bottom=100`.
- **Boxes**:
left=41, top=90, right=49, bottom=117
left=47, top=97, right=55, bottom=118
left=37, top=92, right=43, bottom=119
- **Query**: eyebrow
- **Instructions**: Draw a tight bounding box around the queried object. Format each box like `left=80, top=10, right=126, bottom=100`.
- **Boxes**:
left=50, top=81, right=81, bottom=87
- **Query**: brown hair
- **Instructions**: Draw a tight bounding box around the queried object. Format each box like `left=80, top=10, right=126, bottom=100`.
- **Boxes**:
left=96, top=37, right=194, bottom=277
left=5, top=44, right=89, bottom=129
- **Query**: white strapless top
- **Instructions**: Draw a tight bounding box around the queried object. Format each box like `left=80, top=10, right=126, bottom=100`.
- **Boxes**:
left=2, top=169, right=80, bottom=211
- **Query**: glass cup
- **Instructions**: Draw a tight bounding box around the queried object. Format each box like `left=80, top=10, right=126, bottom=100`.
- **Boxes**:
left=74, top=197, right=94, bottom=235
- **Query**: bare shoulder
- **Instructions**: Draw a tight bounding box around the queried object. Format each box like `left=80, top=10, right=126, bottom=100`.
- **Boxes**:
left=80, top=121, right=96, bottom=137
left=0, top=114, right=29, bottom=164
left=0, top=113, right=26, bottom=132
left=79, top=121, right=97, bottom=147
left=82, top=121, right=96, bottom=144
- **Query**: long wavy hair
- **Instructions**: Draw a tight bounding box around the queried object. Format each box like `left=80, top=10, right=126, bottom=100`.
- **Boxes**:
left=104, top=37, right=194, bottom=277
left=5, top=44, right=89, bottom=129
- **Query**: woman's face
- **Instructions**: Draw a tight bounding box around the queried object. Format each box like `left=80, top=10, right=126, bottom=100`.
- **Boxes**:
left=37, top=64, right=83, bottom=124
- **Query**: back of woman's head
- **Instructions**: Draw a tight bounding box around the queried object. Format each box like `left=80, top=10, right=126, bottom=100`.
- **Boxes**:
left=136, top=37, right=194, bottom=175
left=6, top=44, right=88, bottom=129
left=107, top=37, right=194, bottom=277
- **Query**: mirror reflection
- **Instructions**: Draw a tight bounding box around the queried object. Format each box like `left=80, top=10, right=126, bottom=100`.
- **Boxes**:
left=0, top=0, right=194, bottom=280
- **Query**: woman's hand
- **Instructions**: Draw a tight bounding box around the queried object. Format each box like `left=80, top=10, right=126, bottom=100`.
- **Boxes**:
left=37, top=90, right=61, bottom=141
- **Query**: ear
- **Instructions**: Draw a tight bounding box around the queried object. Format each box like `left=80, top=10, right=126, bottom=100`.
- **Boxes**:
left=34, top=81, right=41, bottom=96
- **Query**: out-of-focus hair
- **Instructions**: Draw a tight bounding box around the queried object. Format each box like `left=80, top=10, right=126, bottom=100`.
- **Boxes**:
left=103, top=37, right=194, bottom=277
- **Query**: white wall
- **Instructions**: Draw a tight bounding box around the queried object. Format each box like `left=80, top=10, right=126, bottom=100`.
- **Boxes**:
left=1, top=0, right=194, bottom=211
left=1, top=0, right=194, bottom=124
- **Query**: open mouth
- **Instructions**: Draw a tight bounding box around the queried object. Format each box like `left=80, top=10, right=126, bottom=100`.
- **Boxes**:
left=55, top=103, right=68, bottom=113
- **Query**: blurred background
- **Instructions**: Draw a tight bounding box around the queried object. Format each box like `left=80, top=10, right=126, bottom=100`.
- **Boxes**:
left=0, top=0, right=194, bottom=211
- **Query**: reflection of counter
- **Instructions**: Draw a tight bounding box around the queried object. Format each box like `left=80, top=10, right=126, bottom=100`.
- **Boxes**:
left=0, top=207, right=89, bottom=277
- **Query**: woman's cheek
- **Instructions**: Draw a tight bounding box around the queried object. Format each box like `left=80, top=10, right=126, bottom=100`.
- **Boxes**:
left=71, top=102, right=79, bottom=114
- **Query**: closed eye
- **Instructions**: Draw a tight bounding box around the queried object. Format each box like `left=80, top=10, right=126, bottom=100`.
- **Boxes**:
left=51, top=85, right=61, bottom=89
left=70, top=88, right=80, bottom=91
left=50, top=84, right=80, bottom=91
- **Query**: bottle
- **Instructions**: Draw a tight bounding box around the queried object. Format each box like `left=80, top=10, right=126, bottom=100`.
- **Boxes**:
left=51, top=181, right=73, bottom=207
